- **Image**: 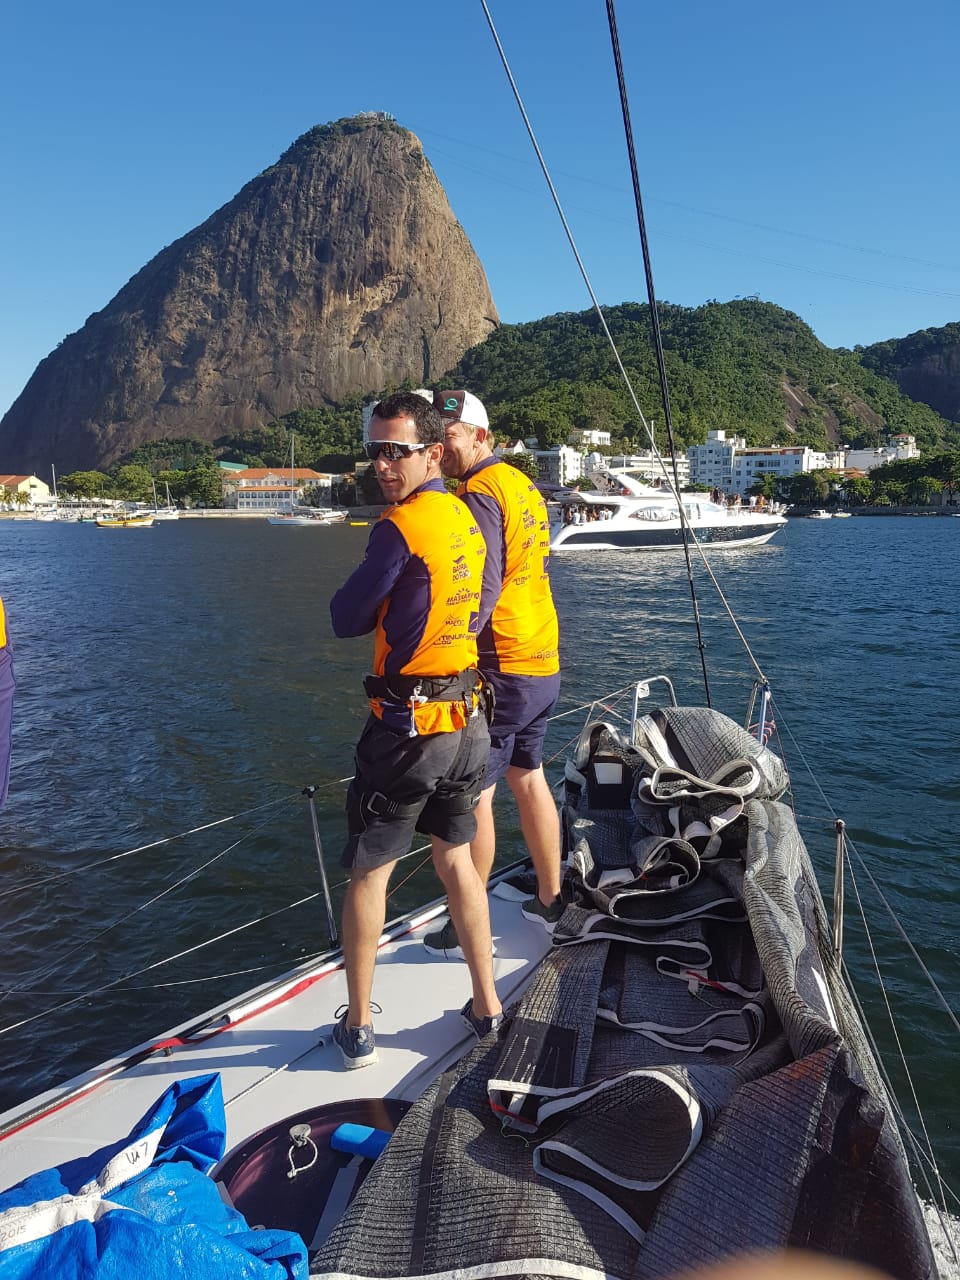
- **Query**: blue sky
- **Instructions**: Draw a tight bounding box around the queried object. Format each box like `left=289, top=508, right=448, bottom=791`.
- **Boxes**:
left=3, top=0, right=959, bottom=422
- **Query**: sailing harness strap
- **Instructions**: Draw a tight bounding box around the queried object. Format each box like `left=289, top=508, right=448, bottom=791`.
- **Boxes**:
left=363, top=668, right=494, bottom=737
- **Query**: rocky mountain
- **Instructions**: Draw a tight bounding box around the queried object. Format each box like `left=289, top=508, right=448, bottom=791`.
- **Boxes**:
left=858, top=323, right=960, bottom=423
left=0, top=116, right=499, bottom=472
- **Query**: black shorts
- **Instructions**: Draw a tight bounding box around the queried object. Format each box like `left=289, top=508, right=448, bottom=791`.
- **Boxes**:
left=342, top=711, right=490, bottom=870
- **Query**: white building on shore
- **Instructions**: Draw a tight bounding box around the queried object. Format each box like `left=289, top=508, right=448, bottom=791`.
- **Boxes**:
left=686, top=431, right=743, bottom=492
left=571, top=428, right=612, bottom=448
left=687, top=429, right=919, bottom=496
left=730, top=446, right=830, bottom=496
left=0, top=473, right=52, bottom=510
left=843, top=435, right=919, bottom=471
left=223, top=466, right=334, bottom=510
left=534, top=445, right=583, bottom=487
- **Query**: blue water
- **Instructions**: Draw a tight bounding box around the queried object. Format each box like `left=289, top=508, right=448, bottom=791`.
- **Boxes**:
left=0, top=515, right=957, bottom=1186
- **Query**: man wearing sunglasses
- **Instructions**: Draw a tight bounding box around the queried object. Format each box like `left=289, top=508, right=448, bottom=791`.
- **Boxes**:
left=422, top=389, right=563, bottom=962
left=329, top=392, right=502, bottom=1068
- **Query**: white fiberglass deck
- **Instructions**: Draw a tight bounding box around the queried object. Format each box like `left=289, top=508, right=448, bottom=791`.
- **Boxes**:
left=0, top=886, right=551, bottom=1193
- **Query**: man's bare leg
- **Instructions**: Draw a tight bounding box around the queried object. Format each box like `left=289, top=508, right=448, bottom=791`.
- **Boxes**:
left=471, top=782, right=498, bottom=884
left=505, top=763, right=562, bottom=906
left=431, top=836, right=501, bottom=1019
left=341, top=859, right=396, bottom=1027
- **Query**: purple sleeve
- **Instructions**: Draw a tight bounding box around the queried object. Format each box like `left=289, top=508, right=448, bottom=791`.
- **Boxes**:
left=460, top=490, right=503, bottom=632
left=330, top=519, right=410, bottom=636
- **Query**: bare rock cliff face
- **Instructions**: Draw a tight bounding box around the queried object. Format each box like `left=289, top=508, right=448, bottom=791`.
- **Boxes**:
left=860, top=323, right=960, bottom=423
left=1, top=118, right=499, bottom=471
left=879, top=344, right=960, bottom=423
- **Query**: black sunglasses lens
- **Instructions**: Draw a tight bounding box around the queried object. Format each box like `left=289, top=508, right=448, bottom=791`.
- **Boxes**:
left=366, top=441, right=419, bottom=461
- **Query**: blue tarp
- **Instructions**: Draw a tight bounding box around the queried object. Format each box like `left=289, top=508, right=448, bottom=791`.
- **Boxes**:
left=0, top=1073, right=307, bottom=1279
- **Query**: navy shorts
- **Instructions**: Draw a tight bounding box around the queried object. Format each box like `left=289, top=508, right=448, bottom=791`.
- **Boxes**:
left=342, top=710, right=490, bottom=870
left=483, top=670, right=561, bottom=788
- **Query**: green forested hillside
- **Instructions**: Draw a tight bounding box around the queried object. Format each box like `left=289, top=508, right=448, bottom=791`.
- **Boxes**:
left=100, top=299, right=958, bottom=478
left=447, top=300, right=957, bottom=455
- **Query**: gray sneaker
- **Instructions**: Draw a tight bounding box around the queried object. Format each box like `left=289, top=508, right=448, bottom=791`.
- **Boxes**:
left=423, top=917, right=465, bottom=960
left=460, top=998, right=505, bottom=1040
left=332, top=1008, right=378, bottom=1069
left=520, top=894, right=565, bottom=933
left=490, top=867, right=537, bottom=901
left=423, top=917, right=497, bottom=960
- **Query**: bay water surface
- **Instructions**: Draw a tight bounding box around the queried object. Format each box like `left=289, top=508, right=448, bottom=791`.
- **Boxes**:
left=0, top=514, right=957, bottom=1188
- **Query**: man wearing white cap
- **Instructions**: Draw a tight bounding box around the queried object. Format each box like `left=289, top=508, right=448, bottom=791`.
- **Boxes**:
left=423, top=389, right=563, bottom=958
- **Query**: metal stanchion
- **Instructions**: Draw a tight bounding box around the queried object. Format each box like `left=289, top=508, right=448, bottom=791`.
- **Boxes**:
left=303, top=786, right=339, bottom=946
left=832, top=818, right=845, bottom=960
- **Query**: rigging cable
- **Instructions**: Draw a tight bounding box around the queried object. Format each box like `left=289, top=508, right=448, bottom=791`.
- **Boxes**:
left=478, top=0, right=725, bottom=701
left=479, top=0, right=773, bottom=690
left=603, top=0, right=710, bottom=705
left=0, top=808, right=285, bottom=1004
left=0, top=788, right=306, bottom=900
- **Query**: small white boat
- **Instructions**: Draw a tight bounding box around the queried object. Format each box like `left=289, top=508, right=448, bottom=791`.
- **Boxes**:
left=807, top=509, right=833, bottom=520
left=152, top=480, right=180, bottom=521
left=33, top=465, right=63, bottom=519
left=833, top=511, right=853, bottom=518
left=266, top=433, right=346, bottom=525
left=266, top=508, right=346, bottom=526
left=551, top=469, right=787, bottom=551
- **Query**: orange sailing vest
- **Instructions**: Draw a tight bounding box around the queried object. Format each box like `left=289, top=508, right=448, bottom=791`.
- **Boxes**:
left=459, top=462, right=559, bottom=676
left=371, top=490, right=486, bottom=734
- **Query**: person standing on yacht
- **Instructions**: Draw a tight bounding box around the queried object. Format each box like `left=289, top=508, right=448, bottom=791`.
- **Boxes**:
left=329, top=392, right=502, bottom=1068
left=423, top=389, right=563, bottom=961
left=0, top=596, right=13, bottom=808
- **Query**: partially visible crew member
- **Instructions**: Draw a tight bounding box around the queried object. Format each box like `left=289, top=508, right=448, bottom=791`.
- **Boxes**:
left=329, top=392, right=502, bottom=1068
left=0, top=596, right=13, bottom=808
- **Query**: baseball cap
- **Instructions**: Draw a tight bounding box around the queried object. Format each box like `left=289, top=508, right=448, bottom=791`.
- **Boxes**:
left=434, top=389, right=489, bottom=431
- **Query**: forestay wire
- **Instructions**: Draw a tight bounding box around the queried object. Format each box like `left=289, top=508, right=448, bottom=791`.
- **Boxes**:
left=603, top=0, right=711, bottom=704
left=478, top=1, right=776, bottom=693
left=479, top=0, right=718, bottom=701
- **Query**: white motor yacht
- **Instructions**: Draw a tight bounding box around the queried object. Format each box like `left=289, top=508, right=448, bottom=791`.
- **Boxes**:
left=550, top=469, right=787, bottom=551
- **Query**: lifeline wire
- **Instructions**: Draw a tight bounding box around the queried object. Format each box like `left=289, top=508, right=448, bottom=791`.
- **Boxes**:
left=0, top=809, right=283, bottom=1004
left=0, top=888, right=323, bottom=1039
left=771, top=696, right=959, bottom=1034
left=0, top=788, right=304, bottom=900
left=841, top=867, right=953, bottom=1240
